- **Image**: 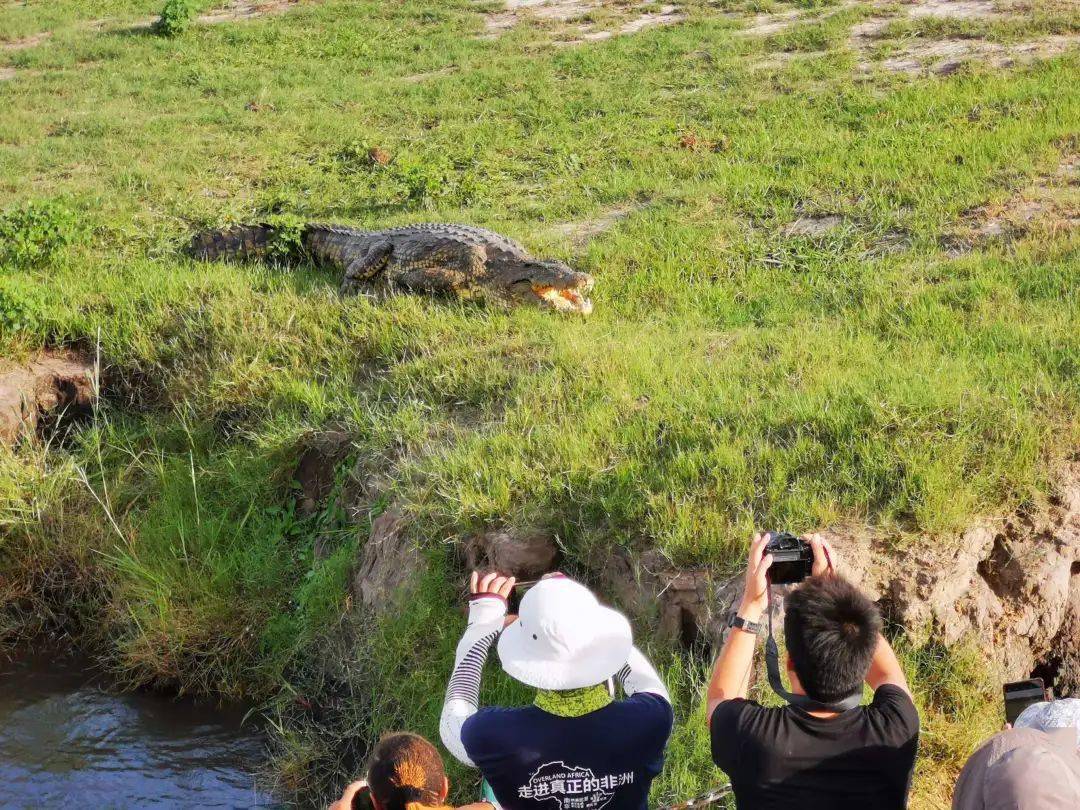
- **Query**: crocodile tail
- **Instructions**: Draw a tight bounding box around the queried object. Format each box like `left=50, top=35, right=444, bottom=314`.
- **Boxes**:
left=187, top=224, right=276, bottom=261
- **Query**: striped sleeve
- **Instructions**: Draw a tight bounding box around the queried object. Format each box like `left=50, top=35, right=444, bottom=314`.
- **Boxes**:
left=440, top=595, right=506, bottom=766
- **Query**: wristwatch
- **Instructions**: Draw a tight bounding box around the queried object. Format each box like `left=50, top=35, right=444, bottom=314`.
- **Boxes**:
left=727, top=613, right=763, bottom=634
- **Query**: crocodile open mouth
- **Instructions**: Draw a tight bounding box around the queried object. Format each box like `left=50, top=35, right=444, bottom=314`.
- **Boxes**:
left=533, top=284, right=594, bottom=315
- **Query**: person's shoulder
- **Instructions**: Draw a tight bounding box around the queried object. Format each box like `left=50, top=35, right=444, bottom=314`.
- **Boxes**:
left=709, top=700, right=768, bottom=773
left=462, top=706, right=536, bottom=750
left=709, top=698, right=764, bottom=734
left=982, top=731, right=1080, bottom=805
left=618, top=691, right=674, bottom=733
left=869, top=684, right=920, bottom=730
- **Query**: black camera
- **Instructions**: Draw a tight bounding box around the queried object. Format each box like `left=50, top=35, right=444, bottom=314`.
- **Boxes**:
left=765, top=532, right=814, bottom=584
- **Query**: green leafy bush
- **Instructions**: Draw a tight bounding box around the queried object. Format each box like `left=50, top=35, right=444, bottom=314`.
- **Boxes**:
left=0, top=200, right=79, bottom=270
left=154, top=0, right=199, bottom=37
left=264, top=214, right=308, bottom=261
left=0, top=279, right=46, bottom=335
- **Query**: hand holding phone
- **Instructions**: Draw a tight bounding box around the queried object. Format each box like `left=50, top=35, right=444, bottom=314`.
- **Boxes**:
left=327, top=780, right=370, bottom=810
left=1003, top=678, right=1046, bottom=725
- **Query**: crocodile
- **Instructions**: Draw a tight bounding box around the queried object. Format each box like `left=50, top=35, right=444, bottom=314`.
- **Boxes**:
left=187, top=222, right=594, bottom=314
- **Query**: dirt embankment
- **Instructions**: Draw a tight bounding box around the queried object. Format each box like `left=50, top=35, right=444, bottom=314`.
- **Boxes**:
left=339, top=439, right=1080, bottom=695
left=581, top=461, right=1080, bottom=695
left=0, top=351, right=96, bottom=447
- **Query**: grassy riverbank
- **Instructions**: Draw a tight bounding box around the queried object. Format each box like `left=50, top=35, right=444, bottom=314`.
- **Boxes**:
left=1, top=0, right=1078, bottom=806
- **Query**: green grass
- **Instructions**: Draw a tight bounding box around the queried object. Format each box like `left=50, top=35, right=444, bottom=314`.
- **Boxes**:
left=1, top=0, right=1078, bottom=806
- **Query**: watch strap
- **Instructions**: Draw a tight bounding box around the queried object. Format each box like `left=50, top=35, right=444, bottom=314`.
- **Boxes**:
left=727, top=613, right=763, bottom=634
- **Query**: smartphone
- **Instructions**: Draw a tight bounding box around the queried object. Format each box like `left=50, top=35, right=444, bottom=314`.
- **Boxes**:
left=1003, top=678, right=1046, bottom=725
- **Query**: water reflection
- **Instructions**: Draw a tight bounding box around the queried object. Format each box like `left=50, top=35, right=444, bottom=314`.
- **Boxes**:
left=0, top=640, right=278, bottom=808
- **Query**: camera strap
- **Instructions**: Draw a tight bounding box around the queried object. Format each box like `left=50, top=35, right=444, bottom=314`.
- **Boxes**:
left=763, top=581, right=863, bottom=714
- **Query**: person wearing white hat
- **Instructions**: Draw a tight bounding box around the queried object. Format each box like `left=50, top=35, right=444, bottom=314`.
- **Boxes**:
left=440, top=571, right=673, bottom=810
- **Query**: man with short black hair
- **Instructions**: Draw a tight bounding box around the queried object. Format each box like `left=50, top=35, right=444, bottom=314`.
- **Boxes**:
left=706, top=533, right=920, bottom=809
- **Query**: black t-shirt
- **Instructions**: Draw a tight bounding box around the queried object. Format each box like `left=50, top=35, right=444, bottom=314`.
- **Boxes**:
left=709, top=685, right=920, bottom=810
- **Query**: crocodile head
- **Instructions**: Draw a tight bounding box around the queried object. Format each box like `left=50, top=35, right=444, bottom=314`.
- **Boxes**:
left=504, top=259, right=594, bottom=315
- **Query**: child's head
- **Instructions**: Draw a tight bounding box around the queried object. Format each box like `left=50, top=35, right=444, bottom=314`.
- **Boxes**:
left=366, top=733, right=450, bottom=810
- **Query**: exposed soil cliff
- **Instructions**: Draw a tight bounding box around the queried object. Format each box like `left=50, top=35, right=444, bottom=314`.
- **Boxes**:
left=0, top=352, right=95, bottom=446
left=567, top=462, right=1080, bottom=694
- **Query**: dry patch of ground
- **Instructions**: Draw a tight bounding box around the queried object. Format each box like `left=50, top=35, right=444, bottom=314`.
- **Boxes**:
left=197, top=0, right=307, bottom=24
left=481, top=0, right=684, bottom=43
left=873, top=34, right=1080, bottom=74
left=736, top=8, right=806, bottom=37
left=848, top=1, right=1078, bottom=74
left=546, top=201, right=649, bottom=248
left=0, top=67, right=16, bottom=81
left=1, top=31, right=51, bottom=52
left=116, top=0, right=314, bottom=31
left=946, top=151, right=1079, bottom=254
left=738, top=0, right=1080, bottom=74
left=907, top=0, right=1002, bottom=21
left=780, top=214, right=911, bottom=254
left=783, top=214, right=845, bottom=237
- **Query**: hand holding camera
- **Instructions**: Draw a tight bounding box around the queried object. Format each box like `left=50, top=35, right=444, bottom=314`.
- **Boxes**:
left=739, top=531, right=838, bottom=619
left=739, top=533, right=775, bottom=619
left=764, top=532, right=836, bottom=584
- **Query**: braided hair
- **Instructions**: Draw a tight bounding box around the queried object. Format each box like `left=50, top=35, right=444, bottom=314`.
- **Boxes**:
left=366, top=733, right=452, bottom=810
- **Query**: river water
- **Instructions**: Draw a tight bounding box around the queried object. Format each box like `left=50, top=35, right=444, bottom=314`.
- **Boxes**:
left=0, top=640, right=279, bottom=808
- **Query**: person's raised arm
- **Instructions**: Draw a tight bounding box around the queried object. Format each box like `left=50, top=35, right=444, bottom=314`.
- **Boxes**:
left=866, top=634, right=911, bottom=696
left=328, top=780, right=367, bottom=810
left=706, top=533, right=772, bottom=724
left=439, top=571, right=515, bottom=766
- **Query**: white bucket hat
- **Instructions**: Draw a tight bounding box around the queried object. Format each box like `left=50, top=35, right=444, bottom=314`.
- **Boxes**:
left=1017, top=698, right=1080, bottom=746
left=497, top=577, right=633, bottom=690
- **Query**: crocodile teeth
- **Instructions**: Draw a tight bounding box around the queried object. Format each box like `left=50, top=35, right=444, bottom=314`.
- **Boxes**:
left=534, top=286, right=592, bottom=315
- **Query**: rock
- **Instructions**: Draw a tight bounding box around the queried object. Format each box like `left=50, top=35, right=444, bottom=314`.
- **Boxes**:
left=841, top=466, right=1080, bottom=682
left=350, top=507, right=423, bottom=614
left=783, top=215, right=845, bottom=238
left=463, top=529, right=561, bottom=581
left=292, top=431, right=352, bottom=515
left=657, top=569, right=714, bottom=650
left=593, top=547, right=731, bottom=651
left=0, top=351, right=95, bottom=446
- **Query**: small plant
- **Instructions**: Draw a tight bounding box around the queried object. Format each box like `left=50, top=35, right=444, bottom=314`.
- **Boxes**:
left=334, top=140, right=393, bottom=174
left=264, top=214, right=308, bottom=262
left=153, top=0, right=199, bottom=37
left=0, top=280, right=45, bottom=335
left=0, top=199, right=79, bottom=270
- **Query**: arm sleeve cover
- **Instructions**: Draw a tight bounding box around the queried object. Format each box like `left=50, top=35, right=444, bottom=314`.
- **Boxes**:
left=439, top=595, right=506, bottom=766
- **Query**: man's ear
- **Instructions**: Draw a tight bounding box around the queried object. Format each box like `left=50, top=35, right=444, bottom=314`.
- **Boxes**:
left=440, top=776, right=450, bottom=802
left=785, top=655, right=795, bottom=673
